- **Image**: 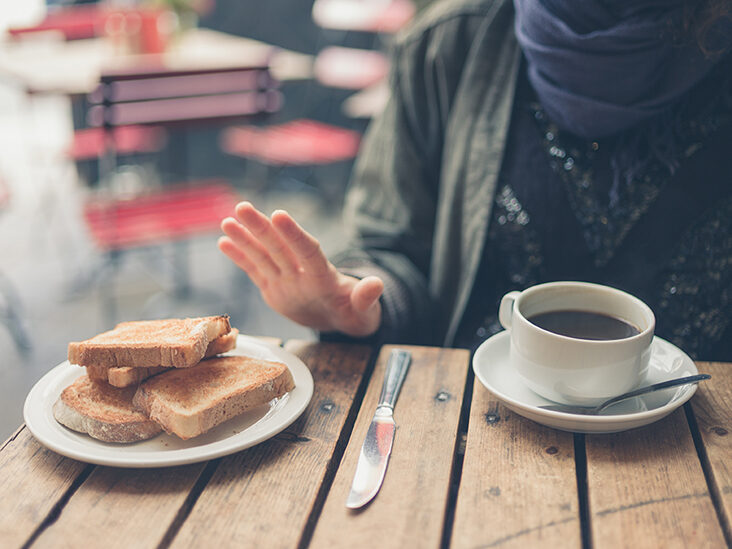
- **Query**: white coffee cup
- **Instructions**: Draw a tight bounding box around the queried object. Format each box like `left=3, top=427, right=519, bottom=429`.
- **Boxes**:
left=498, top=281, right=655, bottom=405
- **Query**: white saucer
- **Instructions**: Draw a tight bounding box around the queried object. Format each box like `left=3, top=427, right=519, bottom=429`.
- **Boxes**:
left=472, top=331, right=699, bottom=434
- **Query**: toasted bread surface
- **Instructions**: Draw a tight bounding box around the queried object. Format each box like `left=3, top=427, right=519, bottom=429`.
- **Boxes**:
left=53, top=375, right=162, bottom=443
left=203, top=328, right=239, bottom=357
left=68, top=316, right=231, bottom=368
left=85, top=364, right=111, bottom=382
left=133, top=355, right=295, bottom=440
left=86, top=365, right=170, bottom=387
left=83, top=329, right=239, bottom=387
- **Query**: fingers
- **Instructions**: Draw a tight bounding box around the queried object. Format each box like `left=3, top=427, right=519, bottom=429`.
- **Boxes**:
left=220, top=217, right=280, bottom=279
left=271, top=209, right=331, bottom=277
left=234, top=202, right=300, bottom=275
left=350, top=276, right=384, bottom=312
left=223, top=202, right=335, bottom=289
left=217, top=235, right=267, bottom=288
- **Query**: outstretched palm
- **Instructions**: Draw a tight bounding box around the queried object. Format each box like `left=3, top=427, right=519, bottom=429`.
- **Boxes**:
left=219, top=202, right=383, bottom=337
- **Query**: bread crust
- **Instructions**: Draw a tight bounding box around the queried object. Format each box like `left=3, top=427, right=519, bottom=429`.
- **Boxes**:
left=133, top=355, right=295, bottom=440
left=203, top=328, right=238, bottom=357
left=86, top=365, right=170, bottom=387
left=84, top=329, right=239, bottom=388
left=68, top=316, right=231, bottom=368
left=53, top=375, right=162, bottom=443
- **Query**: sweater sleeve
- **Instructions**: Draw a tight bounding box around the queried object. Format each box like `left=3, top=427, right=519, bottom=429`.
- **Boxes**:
left=330, top=3, right=493, bottom=345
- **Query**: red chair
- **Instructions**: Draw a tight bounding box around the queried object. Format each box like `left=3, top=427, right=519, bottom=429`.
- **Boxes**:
left=8, top=5, right=108, bottom=41
left=311, top=0, right=416, bottom=34
left=7, top=4, right=170, bottom=49
left=87, top=64, right=280, bottom=128
left=69, top=125, right=166, bottom=187
left=69, top=125, right=167, bottom=162
left=221, top=119, right=361, bottom=202
left=83, top=180, right=238, bottom=251
left=313, top=46, right=389, bottom=90
left=79, top=180, right=240, bottom=324
left=221, top=119, right=361, bottom=166
left=73, top=63, right=278, bottom=324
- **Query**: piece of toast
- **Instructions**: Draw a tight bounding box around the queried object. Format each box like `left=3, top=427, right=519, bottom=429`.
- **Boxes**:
left=85, top=329, right=240, bottom=388
left=53, top=375, right=163, bottom=443
left=133, top=355, right=295, bottom=440
left=86, top=365, right=170, bottom=387
left=68, top=316, right=231, bottom=369
left=202, top=327, right=239, bottom=357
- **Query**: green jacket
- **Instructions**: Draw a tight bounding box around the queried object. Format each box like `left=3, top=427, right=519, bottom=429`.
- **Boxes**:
left=336, top=0, right=520, bottom=345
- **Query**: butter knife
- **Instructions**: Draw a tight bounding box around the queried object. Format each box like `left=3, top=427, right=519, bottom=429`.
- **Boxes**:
left=346, top=348, right=411, bottom=509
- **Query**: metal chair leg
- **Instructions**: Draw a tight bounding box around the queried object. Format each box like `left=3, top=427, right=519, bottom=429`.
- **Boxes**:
left=0, top=272, right=32, bottom=353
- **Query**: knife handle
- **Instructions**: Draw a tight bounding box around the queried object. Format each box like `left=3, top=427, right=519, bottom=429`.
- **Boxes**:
left=378, top=349, right=412, bottom=409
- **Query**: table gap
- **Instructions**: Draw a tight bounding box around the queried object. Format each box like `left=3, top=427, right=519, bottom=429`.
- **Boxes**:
left=22, top=463, right=95, bottom=549
left=156, top=333, right=287, bottom=549
left=297, top=345, right=379, bottom=549
left=440, top=366, right=475, bottom=549
left=156, top=458, right=221, bottom=549
left=683, top=402, right=732, bottom=546
left=573, top=433, right=592, bottom=549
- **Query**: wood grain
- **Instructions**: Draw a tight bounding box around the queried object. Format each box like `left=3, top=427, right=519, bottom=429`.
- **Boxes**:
left=309, top=345, right=470, bottom=549
left=690, top=362, right=732, bottom=543
left=169, top=341, right=373, bottom=549
left=0, top=426, right=89, bottom=548
left=585, top=409, right=726, bottom=548
left=451, top=389, right=581, bottom=549
left=33, top=463, right=207, bottom=549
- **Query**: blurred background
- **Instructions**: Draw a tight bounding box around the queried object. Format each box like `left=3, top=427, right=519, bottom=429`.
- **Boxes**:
left=0, top=0, right=425, bottom=440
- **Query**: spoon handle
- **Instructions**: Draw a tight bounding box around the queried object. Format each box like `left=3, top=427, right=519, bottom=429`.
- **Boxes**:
left=596, top=374, right=711, bottom=412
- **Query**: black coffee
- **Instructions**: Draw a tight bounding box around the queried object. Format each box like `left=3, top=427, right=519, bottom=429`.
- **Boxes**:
left=527, top=310, right=640, bottom=340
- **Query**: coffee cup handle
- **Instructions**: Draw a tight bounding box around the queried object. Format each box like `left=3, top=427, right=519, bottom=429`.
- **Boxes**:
left=499, top=291, right=521, bottom=330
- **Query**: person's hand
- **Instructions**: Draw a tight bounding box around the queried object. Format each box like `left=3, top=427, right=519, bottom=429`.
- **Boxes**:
left=218, top=202, right=384, bottom=337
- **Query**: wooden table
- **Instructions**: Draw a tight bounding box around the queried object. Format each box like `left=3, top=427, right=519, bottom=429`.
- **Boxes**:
left=1, top=340, right=730, bottom=548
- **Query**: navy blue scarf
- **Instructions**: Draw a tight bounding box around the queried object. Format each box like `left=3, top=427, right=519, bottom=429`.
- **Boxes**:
left=514, top=0, right=726, bottom=139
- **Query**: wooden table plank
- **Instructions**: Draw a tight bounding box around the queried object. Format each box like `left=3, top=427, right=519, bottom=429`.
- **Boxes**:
left=451, top=389, right=581, bottom=549
left=0, top=426, right=90, bottom=548
left=33, top=463, right=208, bottom=549
left=310, top=345, right=470, bottom=549
left=690, top=362, right=732, bottom=544
left=585, top=409, right=726, bottom=548
left=168, top=340, right=373, bottom=548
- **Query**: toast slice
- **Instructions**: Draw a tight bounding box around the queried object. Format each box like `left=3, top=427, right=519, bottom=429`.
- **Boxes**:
left=133, top=355, right=295, bottom=440
left=68, top=316, right=231, bottom=369
left=85, top=329, right=240, bottom=388
left=86, top=365, right=169, bottom=387
left=53, top=375, right=163, bottom=443
left=202, top=327, right=238, bottom=357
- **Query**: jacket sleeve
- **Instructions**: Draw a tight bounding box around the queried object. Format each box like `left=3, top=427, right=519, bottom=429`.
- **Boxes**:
left=331, top=5, right=490, bottom=345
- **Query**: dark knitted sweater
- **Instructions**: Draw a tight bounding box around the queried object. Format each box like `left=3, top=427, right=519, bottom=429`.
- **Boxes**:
left=457, top=55, right=732, bottom=360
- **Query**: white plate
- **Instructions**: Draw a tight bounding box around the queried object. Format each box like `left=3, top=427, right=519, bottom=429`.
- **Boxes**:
left=23, top=335, right=314, bottom=467
left=473, top=331, right=699, bottom=434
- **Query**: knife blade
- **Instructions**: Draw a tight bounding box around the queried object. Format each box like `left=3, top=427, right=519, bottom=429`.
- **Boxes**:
left=346, top=348, right=411, bottom=509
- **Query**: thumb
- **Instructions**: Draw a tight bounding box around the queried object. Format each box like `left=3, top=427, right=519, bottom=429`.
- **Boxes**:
left=350, top=276, right=384, bottom=313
